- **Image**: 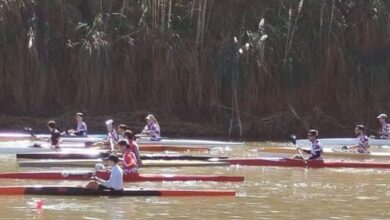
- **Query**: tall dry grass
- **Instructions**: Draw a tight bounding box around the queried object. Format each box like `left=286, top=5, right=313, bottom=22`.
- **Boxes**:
left=0, top=0, right=389, bottom=136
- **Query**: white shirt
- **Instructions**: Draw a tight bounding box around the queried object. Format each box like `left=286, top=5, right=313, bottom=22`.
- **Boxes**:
left=98, top=165, right=123, bottom=190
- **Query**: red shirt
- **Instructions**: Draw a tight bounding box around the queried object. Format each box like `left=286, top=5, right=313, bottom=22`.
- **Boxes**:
left=122, top=149, right=138, bottom=174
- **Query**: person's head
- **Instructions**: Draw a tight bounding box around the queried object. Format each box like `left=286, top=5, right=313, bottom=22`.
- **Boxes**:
left=105, top=119, right=114, bottom=131
left=117, top=124, right=128, bottom=134
left=104, top=154, right=120, bottom=166
left=76, top=112, right=84, bottom=122
left=307, top=129, right=318, bottom=141
left=145, top=114, right=157, bottom=124
left=355, top=125, right=365, bottom=135
left=47, top=120, right=56, bottom=132
left=118, top=139, right=130, bottom=153
left=123, top=130, right=134, bottom=140
left=377, top=113, right=387, bottom=123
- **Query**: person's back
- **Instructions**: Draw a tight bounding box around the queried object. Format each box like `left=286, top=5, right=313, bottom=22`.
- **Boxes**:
left=142, top=114, right=161, bottom=141
left=47, top=120, right=61, bottom=149
left=355, top=125, right=369, bottom=153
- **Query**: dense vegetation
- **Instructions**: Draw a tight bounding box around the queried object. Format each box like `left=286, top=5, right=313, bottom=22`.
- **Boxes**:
left=0, top=0, right=389, bottom=138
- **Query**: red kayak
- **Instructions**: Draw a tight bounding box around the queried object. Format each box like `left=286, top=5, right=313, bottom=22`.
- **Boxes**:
left=222, top=157, right=390, bottom=168
left=0, top=170, right=244, bottom=182
left=0, top=186, right=235, bottom=196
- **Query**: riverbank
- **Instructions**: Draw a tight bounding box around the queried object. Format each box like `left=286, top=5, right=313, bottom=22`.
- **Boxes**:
left=0, top=107, right=358, bottom=141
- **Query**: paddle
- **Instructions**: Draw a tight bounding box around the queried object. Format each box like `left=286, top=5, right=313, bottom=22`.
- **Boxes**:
left=289, top=135, right=308, bottom=167
left=23, top=127, right=40, bottom=141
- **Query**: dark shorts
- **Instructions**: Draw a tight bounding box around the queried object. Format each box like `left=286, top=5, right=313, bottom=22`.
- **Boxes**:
left=98, top=184, right=123, bottom=192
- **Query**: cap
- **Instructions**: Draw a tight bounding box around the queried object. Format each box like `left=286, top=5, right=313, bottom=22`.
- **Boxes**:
left=105, top=119, right=113, bottom=126
left=118, top=139, right=129, bottom=146
left=355, top=124, right=365, bottom=131
left=377, top=113, right=388, bottom=119
left=104, top=154, right=120, bottom=163
left=307, top=129, right=318, bottom=137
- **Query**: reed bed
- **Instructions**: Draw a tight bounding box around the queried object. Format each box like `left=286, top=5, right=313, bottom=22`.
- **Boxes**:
left=0, top=0, right=388, bottom=138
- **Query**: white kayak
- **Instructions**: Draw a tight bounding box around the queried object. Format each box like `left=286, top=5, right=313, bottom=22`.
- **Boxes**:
left=135, top=137, right=244, bottom=147
left=296, top=138, right=390, bottom=147
left=0, top=132, right=244, bottom=147
left=0, top=141, right=103, bottom=154
left=0, top=132, right=105, bottom=143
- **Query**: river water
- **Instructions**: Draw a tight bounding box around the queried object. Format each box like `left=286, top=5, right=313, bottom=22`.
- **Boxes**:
left=0, top=141, right=389, bottom=219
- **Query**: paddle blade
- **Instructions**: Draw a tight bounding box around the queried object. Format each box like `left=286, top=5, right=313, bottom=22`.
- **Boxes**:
left=24, top=127, right=33, bottom=134
left=289, top=135, right=297, bottom=145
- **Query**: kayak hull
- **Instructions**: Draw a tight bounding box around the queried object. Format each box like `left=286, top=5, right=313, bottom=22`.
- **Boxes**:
left=0, top=186, right=235, bottom=196
left=259, top=147, right=390, bottom=159
left=0, top=171, right=244, bottom=182
left=0, top=144, right=209, bottom=154
left=223, top=157, right=390, bottom=168
left=18, top=159, right=230, bottom=168
left=16, top=152, right=228, bottom=160
left=0, top=132, right=244, bottom=147
left=296, top=138, right=390, bottom=146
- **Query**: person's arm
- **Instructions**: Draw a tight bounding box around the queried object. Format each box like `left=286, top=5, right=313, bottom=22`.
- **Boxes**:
left=74, top=122, right=87, bottom=136
left=308, top=150, right=322, bottom=160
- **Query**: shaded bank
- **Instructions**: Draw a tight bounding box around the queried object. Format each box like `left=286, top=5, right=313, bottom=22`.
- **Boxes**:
left=0, top=108, right=357, bottom=140
left=0, top=1, right=389, bottom=138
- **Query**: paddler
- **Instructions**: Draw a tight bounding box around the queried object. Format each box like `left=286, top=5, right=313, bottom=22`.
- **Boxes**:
left=117, top=124, right=128, bottom=139
left=295, top=129, right=323, bottom=160
left=85, top=154, right=124, bottom=191
left=105, top=119, right=119, bottom=143
left=118, top=140, right=139, bottom=174
left=376, top=113, right=390, bottom=139
left=123, top=130, right=142, bottom=166
left=140, top=114, right=160, bottom=141
left=348, top=125, right=369, bottom=153
left=67, top=112, right=88, bottom=136
left=47, top=120, right=61, bottom=149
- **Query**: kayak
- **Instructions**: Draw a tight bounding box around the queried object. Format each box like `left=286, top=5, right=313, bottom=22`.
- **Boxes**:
left=0, top=132, right=105, bottom=143
left=18, top=159, right=230, bottom=168
left=0, top=170, right=244, bottom=182
left=0, top=132, right=243, bottom=147
left=0, top=186, right=235, bottom=196
left=16, top=152, right=228, bottom=160
left=136, top=137, right=244, bottom=147
left=221, top=157, right=390, bottom=168
left=296, top=138, right=390, bottom=146
left=0, top=143, right=209, bottom=154
left=258, top=146, right=390, bottom=159
left=139, top=145, right=210, bottom=152
left=0, top=142, right=104, bottom=154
